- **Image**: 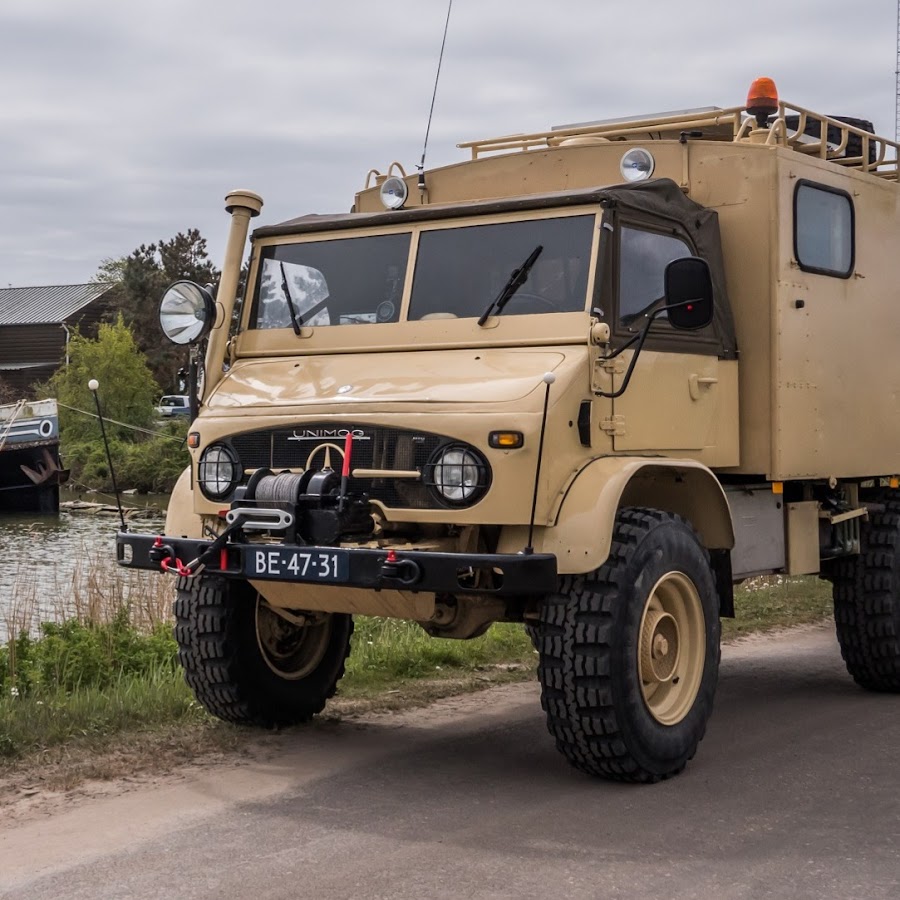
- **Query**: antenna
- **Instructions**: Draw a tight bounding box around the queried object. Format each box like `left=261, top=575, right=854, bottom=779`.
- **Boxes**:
left=524, top=373, right=556, bottom=555
left=88, top=379, right=126, bottom=531
left=417, top=0, right=454, bottom=196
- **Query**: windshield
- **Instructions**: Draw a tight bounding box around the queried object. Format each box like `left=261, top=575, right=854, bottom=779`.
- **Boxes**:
left=408, top=215, right=593, bottom=320
left=252, top=233, right=410, bottom=329
left=249, top=214, right=594, bottom=331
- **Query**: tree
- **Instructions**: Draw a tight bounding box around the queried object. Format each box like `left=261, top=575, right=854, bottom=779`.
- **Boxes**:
left=37, top=317, right=190, bottom=492
left=99, top=229, right=220, bottom=391
left=44, top=316, right=158, bottom=445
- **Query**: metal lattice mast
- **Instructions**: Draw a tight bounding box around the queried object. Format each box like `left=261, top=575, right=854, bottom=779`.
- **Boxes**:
left=896, top=0, right=900, bottom=141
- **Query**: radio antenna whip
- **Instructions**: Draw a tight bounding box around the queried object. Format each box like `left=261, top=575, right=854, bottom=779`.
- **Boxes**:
left=417, top=0, right=454, bottom=196
left=88, top=379, right=126, bottom=531
left=524, top=373, right=556, bottom=555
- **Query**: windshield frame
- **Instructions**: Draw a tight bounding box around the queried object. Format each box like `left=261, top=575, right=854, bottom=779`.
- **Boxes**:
left=235, top=205, right=602, bottom=358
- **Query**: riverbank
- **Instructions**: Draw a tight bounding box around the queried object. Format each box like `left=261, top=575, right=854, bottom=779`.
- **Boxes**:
left=0, top=571, right=835, bottom=810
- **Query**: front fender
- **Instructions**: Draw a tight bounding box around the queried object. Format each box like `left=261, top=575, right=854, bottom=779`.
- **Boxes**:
left=498, top=457, right=734, bottom=575
left=164, top=467, right=205, bottom=539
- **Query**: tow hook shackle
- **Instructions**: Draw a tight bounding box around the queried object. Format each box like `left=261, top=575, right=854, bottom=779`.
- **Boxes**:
left=380, top=549, right=422, bottom=586
left=149, top=536, right=175, bottom=565
left=150, top=535, right=192, bottom=577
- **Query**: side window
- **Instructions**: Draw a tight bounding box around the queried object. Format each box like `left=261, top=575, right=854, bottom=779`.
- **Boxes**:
left=794, top=181, right=854, bottom=278
left=618, top=225, right=693, bottom=328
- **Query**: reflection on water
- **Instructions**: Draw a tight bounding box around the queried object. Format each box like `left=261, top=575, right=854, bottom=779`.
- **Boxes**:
left=0, top=493, right=169, bottom=638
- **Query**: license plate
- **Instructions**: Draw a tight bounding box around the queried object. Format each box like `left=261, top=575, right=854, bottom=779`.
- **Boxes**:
left=244, top=547, right=350, bottom=582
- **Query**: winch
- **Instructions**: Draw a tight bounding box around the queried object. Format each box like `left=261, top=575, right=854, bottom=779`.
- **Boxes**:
left=229, top=458, right=374, bottom=546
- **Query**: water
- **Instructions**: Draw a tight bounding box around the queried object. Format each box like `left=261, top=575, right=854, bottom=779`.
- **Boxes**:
left=0, top=493, right=168, bottom=638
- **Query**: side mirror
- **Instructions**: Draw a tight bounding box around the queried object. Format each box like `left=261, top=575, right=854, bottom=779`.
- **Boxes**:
left=664, top=257, right=713, bottom=330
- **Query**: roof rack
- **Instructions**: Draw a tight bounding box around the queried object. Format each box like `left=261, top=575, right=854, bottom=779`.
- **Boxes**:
left=458, top=101, right=900, bottom=181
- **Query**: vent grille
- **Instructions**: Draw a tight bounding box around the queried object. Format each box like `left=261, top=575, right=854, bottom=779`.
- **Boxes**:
left=229, top=424, right=449, bottom=509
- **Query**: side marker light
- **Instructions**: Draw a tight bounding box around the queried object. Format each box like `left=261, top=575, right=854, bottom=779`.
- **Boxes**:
left=489, top=431, right=524, bottom=449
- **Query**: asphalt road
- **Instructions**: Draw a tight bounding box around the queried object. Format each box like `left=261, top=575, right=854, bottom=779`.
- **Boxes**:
left=2, top=624, right=899, bottom=900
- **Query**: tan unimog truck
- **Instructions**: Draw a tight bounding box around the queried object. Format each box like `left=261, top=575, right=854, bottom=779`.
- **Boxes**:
left=117, top=77, right=900, bottom=782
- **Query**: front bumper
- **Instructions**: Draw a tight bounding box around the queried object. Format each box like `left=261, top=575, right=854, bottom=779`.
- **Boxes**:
left=115, top=531, right=558, bottom=597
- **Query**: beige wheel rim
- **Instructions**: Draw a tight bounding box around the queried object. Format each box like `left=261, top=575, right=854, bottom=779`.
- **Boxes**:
left=637, top=571, right=706, bottom=725
left=255, top=598, right=332, bottom=681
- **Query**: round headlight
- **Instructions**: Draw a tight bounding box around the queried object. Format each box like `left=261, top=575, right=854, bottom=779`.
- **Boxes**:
left=620, top=147, right=655, bottom=182
left=427, top=444, right=488, bottom=506
left=380, top=176, right=408, bottom=210
left=198, top=443, right=240, bottom=499
left=159, top=281, right=216, bottom=345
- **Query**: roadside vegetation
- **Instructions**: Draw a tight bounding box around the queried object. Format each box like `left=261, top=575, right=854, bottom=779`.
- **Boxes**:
left=17, top=229, right=220, bottom=495
left=1, top=564, right=834, bottom=770
left=34, top=317, right=190, bottom=494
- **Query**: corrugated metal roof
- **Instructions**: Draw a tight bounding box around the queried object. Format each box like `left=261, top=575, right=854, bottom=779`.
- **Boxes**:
left=0, top=283, right=115, bottom=326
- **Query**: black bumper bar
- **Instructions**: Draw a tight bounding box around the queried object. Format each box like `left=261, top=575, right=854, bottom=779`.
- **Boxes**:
left=115, top=531, right=558, bottom=597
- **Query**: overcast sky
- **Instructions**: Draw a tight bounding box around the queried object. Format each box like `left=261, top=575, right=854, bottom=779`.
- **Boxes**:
left=0, top=0, right=896, bottom=288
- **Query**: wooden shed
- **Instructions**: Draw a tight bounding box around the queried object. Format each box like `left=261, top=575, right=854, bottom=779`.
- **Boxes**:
left=0, top=283, right=116, bottom=395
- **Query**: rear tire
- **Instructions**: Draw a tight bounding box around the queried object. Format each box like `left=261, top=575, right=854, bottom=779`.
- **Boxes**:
left=538, top=508, right=720, bottom=782
left=173, top=576, right=353, bottom=726
left=832, top=492, right=900, bottom=691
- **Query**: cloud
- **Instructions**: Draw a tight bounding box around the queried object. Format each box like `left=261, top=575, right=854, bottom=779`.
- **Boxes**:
left=0, top=0, right=895, bottom=287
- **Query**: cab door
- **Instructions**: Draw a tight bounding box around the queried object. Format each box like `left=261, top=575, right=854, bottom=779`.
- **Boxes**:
left=607, top=221, right=738, bottom=467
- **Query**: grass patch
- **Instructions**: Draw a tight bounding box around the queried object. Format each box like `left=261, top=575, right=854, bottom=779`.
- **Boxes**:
left=341, top=618, right=536, bottom=699
left=725, top=575, right=833, bottom=640
left=0, top=667, right=205, bottom=762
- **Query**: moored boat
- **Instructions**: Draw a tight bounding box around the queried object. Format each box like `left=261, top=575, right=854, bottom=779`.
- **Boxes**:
left=0, top=398, right=69, bottom=513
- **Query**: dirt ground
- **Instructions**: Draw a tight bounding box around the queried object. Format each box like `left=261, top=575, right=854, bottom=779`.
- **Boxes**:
left=0, top=666, right=532, bottom=823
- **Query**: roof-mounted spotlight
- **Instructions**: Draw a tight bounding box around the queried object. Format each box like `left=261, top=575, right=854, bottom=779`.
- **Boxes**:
left=620, top=147, right=655, bottom=182
left=380, top=175, right=408, bottom=210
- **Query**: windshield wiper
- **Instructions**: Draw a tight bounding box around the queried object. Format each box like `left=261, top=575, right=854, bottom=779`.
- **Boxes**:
left=477, top=245, right=543, bottom=327
left=279, top=262, right=303, bottom=335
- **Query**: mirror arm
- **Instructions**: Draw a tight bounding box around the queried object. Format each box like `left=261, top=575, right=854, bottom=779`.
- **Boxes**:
left=593, top=305, right=679, bottom=399
left=189, top=345, right=201, bottom=422
left=600, top=329, right=642, bottom=362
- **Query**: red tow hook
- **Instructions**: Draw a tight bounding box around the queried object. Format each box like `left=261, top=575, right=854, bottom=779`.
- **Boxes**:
left=379, top=549, right=422, bottom=586
left=150, top=536, right=192, bottom=577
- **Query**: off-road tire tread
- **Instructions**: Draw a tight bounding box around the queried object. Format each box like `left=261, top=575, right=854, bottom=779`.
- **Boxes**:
left=537, top=507, right=716, bottom=783
left=173, top=575, right=353, bottom=726
left=831, top=492, right=900, bottom=691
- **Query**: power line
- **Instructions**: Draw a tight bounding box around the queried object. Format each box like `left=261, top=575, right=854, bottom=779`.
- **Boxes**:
left=56, top=403, right=185, bottom=442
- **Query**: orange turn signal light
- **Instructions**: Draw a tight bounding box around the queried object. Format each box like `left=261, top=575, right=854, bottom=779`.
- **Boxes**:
left=187, top=432, right=200, bottom=448
left=489, top=431, right=524, bottom=449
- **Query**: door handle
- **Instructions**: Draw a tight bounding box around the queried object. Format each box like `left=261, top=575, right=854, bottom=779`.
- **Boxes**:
left=688, top=374, right=718, bottom=401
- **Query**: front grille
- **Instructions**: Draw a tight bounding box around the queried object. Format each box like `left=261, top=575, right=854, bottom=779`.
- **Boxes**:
left=229, top=424, right=451, bottom=509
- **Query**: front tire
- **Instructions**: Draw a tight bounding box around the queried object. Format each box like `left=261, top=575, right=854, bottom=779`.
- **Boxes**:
left=173, top=576, right=353, bottom=726
left=537, top=507, right=720, bottom=782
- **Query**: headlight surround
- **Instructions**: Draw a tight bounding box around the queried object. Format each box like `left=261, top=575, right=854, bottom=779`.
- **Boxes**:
left=425, top=443, right=489, bottom=507
left=198, top=443, right=241, bottom=499
left=159, top=281, right=216, bottom=345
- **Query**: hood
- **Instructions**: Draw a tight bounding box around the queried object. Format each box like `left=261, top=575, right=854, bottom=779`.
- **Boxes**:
left=207, top=348, right=574, bottom=409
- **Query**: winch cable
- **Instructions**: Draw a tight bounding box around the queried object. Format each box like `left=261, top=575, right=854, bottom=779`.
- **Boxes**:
left=254, top=471, right=306, bottom=505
